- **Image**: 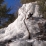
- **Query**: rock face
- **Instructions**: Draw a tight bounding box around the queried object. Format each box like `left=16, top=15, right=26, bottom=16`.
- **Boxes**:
left=0, top=1, right=46, bottom=46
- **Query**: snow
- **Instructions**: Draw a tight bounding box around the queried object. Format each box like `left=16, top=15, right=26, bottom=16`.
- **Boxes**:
left=0, top=1, right=46, bottom=46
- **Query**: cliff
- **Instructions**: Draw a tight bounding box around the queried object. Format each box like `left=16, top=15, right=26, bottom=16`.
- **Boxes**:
left=0, top=1, right=46, bottom=46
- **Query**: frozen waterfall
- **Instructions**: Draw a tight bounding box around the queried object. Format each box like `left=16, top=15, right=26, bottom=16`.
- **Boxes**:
left=0, top=1, right=46, bottom=46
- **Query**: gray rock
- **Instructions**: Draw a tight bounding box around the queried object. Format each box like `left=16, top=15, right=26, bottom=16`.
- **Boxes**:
left=9, top=39, right=35, bottom=46
left=33, top=40, right=46, bottom=46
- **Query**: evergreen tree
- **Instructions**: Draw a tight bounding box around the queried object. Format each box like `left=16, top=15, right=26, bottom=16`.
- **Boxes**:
left=0, top=0, right=11, bottom=22
left=0, top=0, right=11, bottom=17
left=0, top=0, right=15, bottom=28
left=0, top=0, right=4, bottom=4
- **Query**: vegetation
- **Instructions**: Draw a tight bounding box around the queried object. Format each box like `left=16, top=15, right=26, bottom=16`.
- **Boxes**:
left=0, top=0, right=17, bottom=28
left=21, top=0, right=36, bottom=4
left=37, top=0, right=46, bottom=19
left=0, top=0, right=11, bottom=18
